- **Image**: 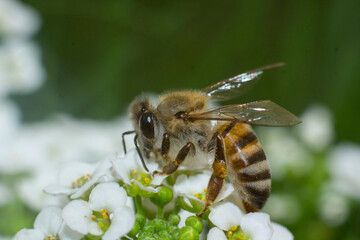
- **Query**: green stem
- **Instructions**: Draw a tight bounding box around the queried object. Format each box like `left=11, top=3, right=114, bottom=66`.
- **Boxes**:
left=134, top=196, right=145, bottom=216
left=157, top=205, right=164, bottom=219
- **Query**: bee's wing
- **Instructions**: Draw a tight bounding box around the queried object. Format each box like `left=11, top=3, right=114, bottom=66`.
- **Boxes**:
left=201, top=62, right=285, bottom=101
left=188, top=100, right=301, bottom=126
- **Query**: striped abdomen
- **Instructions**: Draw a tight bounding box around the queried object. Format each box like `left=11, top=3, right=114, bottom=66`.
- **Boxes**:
left=219, top=122, right=271, bottom=212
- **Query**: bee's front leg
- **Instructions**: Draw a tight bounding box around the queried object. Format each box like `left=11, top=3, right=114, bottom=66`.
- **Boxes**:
left=197, top=132, right=226, bottom=218
left=153, top=140, right=195, bottom=175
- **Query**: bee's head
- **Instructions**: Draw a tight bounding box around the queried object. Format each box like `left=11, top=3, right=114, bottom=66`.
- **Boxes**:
left=129, top=95, right=159, bottom=153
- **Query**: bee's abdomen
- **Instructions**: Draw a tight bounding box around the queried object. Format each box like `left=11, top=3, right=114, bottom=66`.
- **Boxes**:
left=220, top=123, right=271, bottom=212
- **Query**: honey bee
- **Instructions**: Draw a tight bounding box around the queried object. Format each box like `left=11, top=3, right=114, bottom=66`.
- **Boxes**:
left=123, top=63, right=301, bottom=217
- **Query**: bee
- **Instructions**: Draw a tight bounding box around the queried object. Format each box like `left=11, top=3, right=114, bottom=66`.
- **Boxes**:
left=123, top=62, right=301, bottom=217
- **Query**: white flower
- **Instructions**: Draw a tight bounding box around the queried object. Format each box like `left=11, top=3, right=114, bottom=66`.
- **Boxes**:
left=271, top=223, right=293, bottom=240
left=328, top=143, right=360, bottom=199
left=14, top=206, right=82, bottom=240
left=174, top=172, right=234, bottom=211
left=62, top=182, right=135, bottom=240
left=208, top=202, right=244, bottom=231
left=0, top=0, right=40, bottom=38
left=207, top=202, right=281, bottom=240
left=240, top=213, right=273, bottom=240
left=112, top=149, right=166, bottom=193
left=44, top=158, right=113, bottom=199
left=207, top=227, right=227, bottom=240
left=297, top=105, right=334, bottom=152
left=0, top=40, right=44, bottom=96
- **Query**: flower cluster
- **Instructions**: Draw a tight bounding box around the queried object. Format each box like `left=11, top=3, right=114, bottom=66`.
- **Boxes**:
left=14, top=149, right=293, bottom=240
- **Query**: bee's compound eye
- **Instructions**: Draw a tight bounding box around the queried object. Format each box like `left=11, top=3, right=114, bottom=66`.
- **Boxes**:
left=140, top=111, right=155, bottom=139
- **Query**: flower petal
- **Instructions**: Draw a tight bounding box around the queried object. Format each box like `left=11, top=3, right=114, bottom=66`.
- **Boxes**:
left=43, top=184, right=75, bottom=196
left=240, top=212, right=273, bottom=240
left=271, top=222, right=293, bottom=240
left=102, top=206, right=135, bottom=240
left=131, top=179, right=160, bottom=193
left=58, top=162, right=95, bottom=188
left=34, top=206, right=62, bottom=236
left=207, top=227, right=227, bottom=240
left=178, top=209, right=194, bottom=228
left=174, top=172, right=211, bottom=196
left=112, top=150, right=139, bottom=184
left=209, top=202, right=244, bottom=231
left=215, top=182, right=234, bottom=202
left=62, top=200, right=100, bottom=235
left=59, top=224, right=84, bottom=240
left=89, top=182, right=127, bottom=212
left=14, top=229, right=44, bottom=240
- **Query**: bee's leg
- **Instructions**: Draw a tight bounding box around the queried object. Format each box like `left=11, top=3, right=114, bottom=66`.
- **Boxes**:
left=197, top=132, right=226, bottom=218
left=160, top=133, right=170, bottom=161
left=153, top=142, right=195, bottom=175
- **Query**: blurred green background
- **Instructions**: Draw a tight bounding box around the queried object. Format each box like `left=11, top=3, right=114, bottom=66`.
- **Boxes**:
left=17, top=0, right=360, bottom=143
left=7, top=0, right=360, bottom=239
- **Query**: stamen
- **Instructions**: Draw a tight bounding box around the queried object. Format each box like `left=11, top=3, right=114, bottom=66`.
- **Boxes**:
left=227, top=231, right=233, bottom=237
left=77, top=178, right=80, bottom=183
left=201, top=198, right=206, bottom=201
left=204, top=188, right=207, bottom=192
left=194, top=193, right=200, bottom=198
left=72, top=181, right=76, bottom=188
left=92, top=215, right=96, bottom=221
left=144, top=177, right=150, bottom=184
left=232, top=226, right=238, bottom=231
left=132, top=170, right=137, bottom=175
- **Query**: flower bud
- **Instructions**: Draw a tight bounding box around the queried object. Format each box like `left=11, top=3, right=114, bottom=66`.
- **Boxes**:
left=136, top=213, right=146, bottom=229
left=150, top=186, right=173, bottom=206
left=185, top=216, right=203, bottom=233
left=168, top=213, right=181, bottom=226
left=123, top=183, right=139, bottom=197
left=179, top=226, right=199, bottom=240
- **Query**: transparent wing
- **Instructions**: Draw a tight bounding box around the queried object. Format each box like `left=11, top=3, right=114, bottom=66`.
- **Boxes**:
left=188, top=100, right=301, bottom=126
left=201, top=62, right=285, bottom=101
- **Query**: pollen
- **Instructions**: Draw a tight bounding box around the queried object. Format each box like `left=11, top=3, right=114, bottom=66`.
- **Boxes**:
left=144, top=177, right=150, bottom=184
left=194, top=193, right=200, bottom=198
left=232, top=226, right=238, bottom=231
left=201, top=198, right=206, bottom=201
left=204, top=188, right=207, bottom=192
left=227, top=231, right=233, bottom=237
left=132, top=170, right=137, bottom=175
left=101, top=209, right=108, bottom=219
left=72, top=181, right=76, bottom=188
left=92, top=215, right=96, bottom=221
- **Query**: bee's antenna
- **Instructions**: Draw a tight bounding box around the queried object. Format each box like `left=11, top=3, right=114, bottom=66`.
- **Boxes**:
left=134, top=134, right=149, bottom=172
left=122, top=130, right=136, bottom=154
